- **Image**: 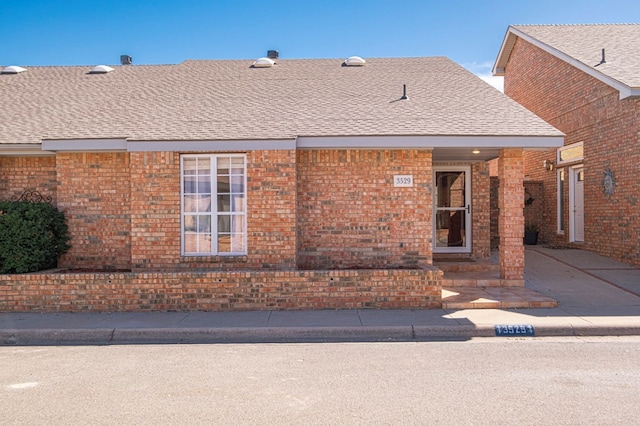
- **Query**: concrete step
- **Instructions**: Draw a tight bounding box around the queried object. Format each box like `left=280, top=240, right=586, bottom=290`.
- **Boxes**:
left=442, top=286, right=558, bottom=309
left=440, top=270, right=503, bottom=287
left=434, top=260, right=500, bottom=273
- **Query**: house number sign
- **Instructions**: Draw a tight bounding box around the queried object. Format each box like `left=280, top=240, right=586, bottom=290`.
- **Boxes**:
left=394, top=175, right=414, bottom=187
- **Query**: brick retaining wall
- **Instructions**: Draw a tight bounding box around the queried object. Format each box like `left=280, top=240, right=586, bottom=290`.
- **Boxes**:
left=0, top=267, right=443, bottom=312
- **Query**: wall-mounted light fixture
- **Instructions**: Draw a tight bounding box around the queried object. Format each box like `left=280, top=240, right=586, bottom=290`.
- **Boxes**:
left=543, top=159, right=555, bottom=171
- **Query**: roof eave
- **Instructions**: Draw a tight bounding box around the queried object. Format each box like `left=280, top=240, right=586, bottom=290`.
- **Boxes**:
left=0, top=144, right=55, bottom=156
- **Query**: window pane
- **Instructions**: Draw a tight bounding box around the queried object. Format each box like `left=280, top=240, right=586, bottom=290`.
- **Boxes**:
left=217, top=194, right=231, bottom=212
left=231, top=232, right=245, bottom=252
left=183, top=158, right=197, bottom=175
left=198, top=234, right=212, bottom=253
left=218, top=215, right=231, bottom=233
left=184, top=215, right=196, bottom=232
left=218, top=234, right=231, bottom=252
left=232, top=215, right=245, bottom=234
left=184, top=176, right=197, bottom=193
left=231, top=157, right=245, bottom=174
left=436, top=172, right=465, bottom=208
left=197, top=215, right=211, bottom=233
left=231, top=194, right=245, bottom=212
left=184, top=233, right=198, bottom=253
left=217, top=157, right=230, bottom=174
left=435, top=210, right=465, bottom=248
left=196, top=176, right=209, bottom=194
left=217, top=176, right=230, bottom=194
left=230, top=175, right=244, bottom=193
left=198, top=158, right=211, bottom=174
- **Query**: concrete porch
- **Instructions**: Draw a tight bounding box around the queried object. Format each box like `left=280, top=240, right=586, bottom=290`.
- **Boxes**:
left=435, top=254, right=558, bottom=309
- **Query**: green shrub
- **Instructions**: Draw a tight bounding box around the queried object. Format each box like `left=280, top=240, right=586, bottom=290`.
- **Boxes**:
left=0, top=201, right=71, bottom=273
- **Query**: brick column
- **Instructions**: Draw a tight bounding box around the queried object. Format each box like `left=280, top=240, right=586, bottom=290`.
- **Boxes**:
left=471, top=161, right=490, bottom=259
left=498, top=149, right=525, bottom=284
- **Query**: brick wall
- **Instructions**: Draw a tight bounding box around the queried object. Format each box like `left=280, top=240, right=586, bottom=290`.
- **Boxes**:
left=0, top=267, right=442, bottom=312
left=296, top=149, right=432, bottom=269
left=505, top=37, right=640, bottom=264
left=56, top=153, right=132, bottom=270
left=129, top=150, right=298, bottom=271
left=0, top=156, right=57, bottom=204
left=524, top=181, right=544, bottom=240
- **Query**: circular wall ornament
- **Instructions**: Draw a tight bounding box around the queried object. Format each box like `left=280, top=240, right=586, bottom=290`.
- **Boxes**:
left=603, top=168, right=615, bottom=197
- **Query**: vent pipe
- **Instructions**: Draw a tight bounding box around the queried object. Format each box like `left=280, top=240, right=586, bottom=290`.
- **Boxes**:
left=400, top=84, right=408, bottom=100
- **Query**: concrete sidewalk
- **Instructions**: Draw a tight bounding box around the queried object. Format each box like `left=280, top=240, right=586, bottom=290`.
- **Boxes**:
left=2, top=246, right=640, bottom=345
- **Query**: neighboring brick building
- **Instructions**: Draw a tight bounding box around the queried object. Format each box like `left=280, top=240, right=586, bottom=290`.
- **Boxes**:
left=0, top=55, right=562, bottom=311
left=494, top=24, right=640, bottom=265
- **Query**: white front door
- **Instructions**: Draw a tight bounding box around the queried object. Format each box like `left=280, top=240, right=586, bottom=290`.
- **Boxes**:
left=433, top=167, right=471, bottom=253
left=570, top=167, right=585, bottom=242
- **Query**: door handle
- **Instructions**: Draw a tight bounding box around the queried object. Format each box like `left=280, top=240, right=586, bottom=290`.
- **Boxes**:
left=466, top=204, right=470, bottom=214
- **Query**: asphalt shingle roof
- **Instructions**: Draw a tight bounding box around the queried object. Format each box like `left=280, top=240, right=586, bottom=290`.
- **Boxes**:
left=0, top=56, right=561, bottom=146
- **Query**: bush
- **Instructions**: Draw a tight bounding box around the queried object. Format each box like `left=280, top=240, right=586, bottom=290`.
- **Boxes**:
left=0, top=201, right=71, bottom=273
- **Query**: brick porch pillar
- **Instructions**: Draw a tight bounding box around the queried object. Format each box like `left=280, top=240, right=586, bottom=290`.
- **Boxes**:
left=498, top=148, right=525, bottom=284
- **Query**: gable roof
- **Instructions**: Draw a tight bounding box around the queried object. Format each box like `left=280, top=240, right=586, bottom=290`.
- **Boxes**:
left=0, top=56, right=562, bottom=158
left=494, top=24, right=640, bottom=99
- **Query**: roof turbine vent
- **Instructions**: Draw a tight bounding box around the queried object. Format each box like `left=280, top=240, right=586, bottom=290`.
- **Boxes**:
left=121, top=55, right=133, bottom=65
left=267, top=50, right=279, bottom=59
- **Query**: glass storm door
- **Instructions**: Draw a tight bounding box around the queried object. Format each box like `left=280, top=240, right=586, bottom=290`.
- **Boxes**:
left=433, top=167, right=471, bottom=253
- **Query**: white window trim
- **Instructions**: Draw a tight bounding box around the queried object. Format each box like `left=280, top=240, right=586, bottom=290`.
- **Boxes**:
left=180, top=154, right=247, bottom=256
left=557, top=141, right=584, bottom=165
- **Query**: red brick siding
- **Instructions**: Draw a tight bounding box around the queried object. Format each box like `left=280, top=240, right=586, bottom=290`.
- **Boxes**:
left=129, top=150, right=298, bottom=271
left=505, top=37, right=640, bottom=264
left=471, top=162, right=491, bottom=258
left=498, top=149, right=524, bottom=282
left=523, top=181, right=544, bottom=240
left=0, top=267, right=442, bottom=312
left=0, top=156, right=57, bottom=204
left=56, top=153, right=132, bottom=270
left=296, top=150, right=432, bottom=269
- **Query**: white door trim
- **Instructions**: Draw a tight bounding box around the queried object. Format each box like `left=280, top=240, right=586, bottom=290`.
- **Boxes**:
left=433, top=166, right=472, bottom=253
left=569, top=165, right=584, bottom=242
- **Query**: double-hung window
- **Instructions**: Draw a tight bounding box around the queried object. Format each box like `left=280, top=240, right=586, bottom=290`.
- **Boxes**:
left=181, top=154, right=247, bottom=256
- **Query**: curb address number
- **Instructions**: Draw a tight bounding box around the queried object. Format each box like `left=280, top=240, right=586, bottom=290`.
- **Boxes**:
left=495, top=324, right=535, bottom=336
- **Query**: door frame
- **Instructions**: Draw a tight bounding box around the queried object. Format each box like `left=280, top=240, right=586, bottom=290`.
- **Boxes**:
left=433, top=166, right=472, bottom=254
left=569, top=165, right=584, bottom=242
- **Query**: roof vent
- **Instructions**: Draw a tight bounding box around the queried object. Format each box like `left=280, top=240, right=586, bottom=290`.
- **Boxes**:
left=344, top=56, right=366, bottom=66
left=89, top=65, right=115, bottom=74
left=1, top=65, right=27, bottom=74
left=267, top=50, right=279, bottom=59
left=252, top=57, right=276, bottom=68
left=120, top=55, right=132, bottom=65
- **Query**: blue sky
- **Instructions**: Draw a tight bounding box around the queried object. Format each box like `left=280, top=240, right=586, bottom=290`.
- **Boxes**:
left=2, top=0, right=639, bottom=89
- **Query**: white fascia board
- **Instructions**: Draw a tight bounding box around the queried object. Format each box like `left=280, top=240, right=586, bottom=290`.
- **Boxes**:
left=296, top=135, right=564, bottom=149
left=42, top=139, right=128, bottom=152
left=0, top=144, right=55, bottom=156
left=501, top=27, right=634, bottom=100
left=127, top=139, right=297, bottom=152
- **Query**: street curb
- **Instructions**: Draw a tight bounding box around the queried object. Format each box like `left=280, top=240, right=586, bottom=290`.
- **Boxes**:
left=3, top=325, right=640, bottom=345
